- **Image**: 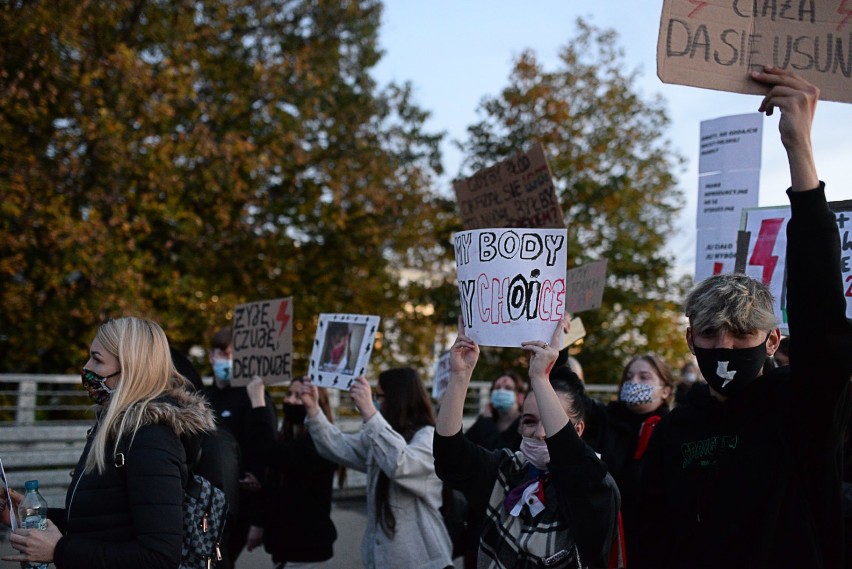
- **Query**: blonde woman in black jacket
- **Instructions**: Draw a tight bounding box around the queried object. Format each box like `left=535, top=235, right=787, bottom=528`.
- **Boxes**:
left=2, top=317, right=215, bottom=569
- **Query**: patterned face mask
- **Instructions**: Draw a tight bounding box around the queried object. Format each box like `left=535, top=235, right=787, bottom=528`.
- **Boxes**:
left=619, top=382, right=656, bottom=406
left=81, top=368, right=120, bottom=405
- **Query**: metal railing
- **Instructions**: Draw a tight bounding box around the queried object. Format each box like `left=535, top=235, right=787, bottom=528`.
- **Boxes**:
left=0, top=374, right=617, bottom=504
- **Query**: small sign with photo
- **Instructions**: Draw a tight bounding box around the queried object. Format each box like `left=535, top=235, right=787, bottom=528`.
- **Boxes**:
left=308, top=313, right=381, bottom=390
left=431, top=350, right=452, bottom=401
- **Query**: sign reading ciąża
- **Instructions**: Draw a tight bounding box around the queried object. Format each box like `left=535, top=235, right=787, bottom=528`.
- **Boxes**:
left=657, top=0, right=852, bottom=104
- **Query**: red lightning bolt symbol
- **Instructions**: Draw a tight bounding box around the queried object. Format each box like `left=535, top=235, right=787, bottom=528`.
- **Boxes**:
left=749, top=218, right=784, bottom=285
left=276, top=300, right=291, bottom=338
left=838, top=0, right=852, bottom=31
left=688, top=0, right=708, bottom=18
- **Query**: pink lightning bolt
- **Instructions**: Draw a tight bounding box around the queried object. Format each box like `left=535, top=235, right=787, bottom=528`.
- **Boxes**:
left=276, top=300, right=291, bottom=338
left=838, top=0, right=852, bottom=31
left=688, top=0, right=708, bottom=18
left=749, top=218, right=784, bottom=285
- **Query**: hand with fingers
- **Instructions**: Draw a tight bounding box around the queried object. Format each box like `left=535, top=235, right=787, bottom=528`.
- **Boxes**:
left=246, top=375, right=266, bottom=408
left=522, top=314, right=567, bottom=382
left=301, top=380, right=321, bottom=418
left=3, top=519, right=61, bottom=564
left=450, top=332, right=480, bottom=383
left=750, top=65, right=819, bottom=191
left=349, top=375, right=377, bottom=422
left=436, top=319, right=481, bottom=436
left=0, top=487, right=23, bottom=528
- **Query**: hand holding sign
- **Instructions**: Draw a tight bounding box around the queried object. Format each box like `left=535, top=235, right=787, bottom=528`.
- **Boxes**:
left=301, top=380, right=321, bottom=419
left=450, top=319, right=481, bottom=381
left=522, top=315, right=566, bottom=381
left=0, top=486, right=21, bottom=530
left=752, top=65, right=820, bottom=191
left=349, top=376, right=377, bottom=422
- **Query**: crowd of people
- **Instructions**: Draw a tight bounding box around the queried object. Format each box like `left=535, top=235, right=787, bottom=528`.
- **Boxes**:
left=0, top=67, right=849, bottom=569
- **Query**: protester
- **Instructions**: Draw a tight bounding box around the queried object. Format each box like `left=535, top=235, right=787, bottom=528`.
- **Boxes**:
left=633, top=67, right=852, bottom=568
left=246, top=376, right=340, bottom=568
left=204, top=326, right=276, bottom=566
left=171, top=346, right=241, bottom=569
left=1, top=317, right=215, bottom=569
left=673, top=360, right=701, bottom=406
left=465, top=371, right=526, bottom=452
left=304, top=369, right=452, bottom=569
left=582, top=354, right=675, bottom=558
left=459, top=371, right=526, bottom=568
left=435, top=319, right=620, bottom=568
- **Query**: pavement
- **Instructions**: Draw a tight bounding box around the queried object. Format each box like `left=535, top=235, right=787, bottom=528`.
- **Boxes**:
left=1, top=496, right=464, bottom=569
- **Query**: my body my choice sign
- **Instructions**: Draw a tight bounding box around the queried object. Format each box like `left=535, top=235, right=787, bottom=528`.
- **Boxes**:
left=454, top=228, right=568, bottom=347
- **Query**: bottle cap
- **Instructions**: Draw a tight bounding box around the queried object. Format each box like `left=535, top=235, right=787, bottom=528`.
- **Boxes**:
left=24, top=480, right=39, bottom=491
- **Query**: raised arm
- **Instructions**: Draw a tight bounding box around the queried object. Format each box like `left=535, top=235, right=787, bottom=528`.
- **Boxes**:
left=435, top=327, right=480, bottom=437
left=751, top=65, right=819, bottom=192
left=521, top=318, right=570, bottom=436
left=303, top=382, right=369, bottom=472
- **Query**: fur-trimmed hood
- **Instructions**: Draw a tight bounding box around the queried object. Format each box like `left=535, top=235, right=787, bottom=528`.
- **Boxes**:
left=117, top=386, right=216, bottom=439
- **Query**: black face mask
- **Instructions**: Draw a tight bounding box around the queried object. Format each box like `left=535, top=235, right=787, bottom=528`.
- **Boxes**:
left=283, top=403, right=307, bottom=424
left=693, top=335, right=769, bottom=397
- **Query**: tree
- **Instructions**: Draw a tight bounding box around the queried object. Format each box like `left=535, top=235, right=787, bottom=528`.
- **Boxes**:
left=0, top=0, right=447, bottom=376
left=458, top=19, right=691, bottom=386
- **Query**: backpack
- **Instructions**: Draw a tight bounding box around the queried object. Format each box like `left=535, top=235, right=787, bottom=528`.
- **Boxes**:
left=116, top=433, right=229, bottom=569
left=180, top=470, right=228, bottom=569
left=440, top=483, right=470, bottom=559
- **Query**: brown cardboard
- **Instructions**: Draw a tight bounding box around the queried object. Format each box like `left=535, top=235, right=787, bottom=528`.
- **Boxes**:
left=452, top=141, right=565, bottom=229
left=658, top=0, right=852, bottom=103
left=564, top=259, right=608, bottom=314
left=231, top=297, right=294, bottom=386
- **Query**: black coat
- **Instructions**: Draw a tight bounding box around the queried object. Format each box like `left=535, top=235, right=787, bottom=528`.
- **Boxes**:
left=48, top=389, right=215, bottom=569
left=633, top=186, right=852, bottom=569
left=248, top=406, right=338, bottom=564
left=583, top=399, right=668, bottom=558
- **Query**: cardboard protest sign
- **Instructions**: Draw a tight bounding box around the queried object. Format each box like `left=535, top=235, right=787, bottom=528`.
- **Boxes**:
left=452, top=142, right=565, bottom=230
left=308, top=314, right=381, bottom=390
left=735, top=200, right=852, bottom=331
left=431, top=351, right=452, bottom=401
left=454, top=227, right=568, bottom=347
left=658, top=0, right=852, bottom=103
left=562, top=316, right=586, bottom=348
left=231, top=297, right=293, bottom=386
left=565, top=260, right=608, bottom=314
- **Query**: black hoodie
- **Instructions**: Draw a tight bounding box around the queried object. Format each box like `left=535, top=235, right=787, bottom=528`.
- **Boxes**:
left=633, top=186, right=851, bottom=569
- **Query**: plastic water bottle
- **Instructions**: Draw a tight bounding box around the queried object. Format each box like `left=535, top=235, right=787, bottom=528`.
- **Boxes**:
left=18, top=479, right=48, bottom=569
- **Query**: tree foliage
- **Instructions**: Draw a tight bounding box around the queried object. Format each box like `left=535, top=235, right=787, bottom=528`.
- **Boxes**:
left=458, top=19, right=692, bottom=385
left=0, top=0, right=447, bottom=375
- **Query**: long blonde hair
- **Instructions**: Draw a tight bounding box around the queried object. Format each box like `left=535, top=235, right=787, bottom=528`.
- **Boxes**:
left=85, top=317, right=183, bottom=473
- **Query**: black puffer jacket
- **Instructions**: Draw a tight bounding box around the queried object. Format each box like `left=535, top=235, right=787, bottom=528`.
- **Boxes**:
left=48, top=388, right=215, bottom=569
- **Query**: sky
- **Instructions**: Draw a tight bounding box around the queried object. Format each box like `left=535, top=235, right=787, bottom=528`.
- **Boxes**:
left=373, top=1, right=852, bottom=276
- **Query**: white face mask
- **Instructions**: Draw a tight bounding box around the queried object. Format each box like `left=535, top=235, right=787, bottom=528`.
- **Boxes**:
left=520, top=436, right=550, bottom=471
left=619, top=382, right=656, bottom=406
